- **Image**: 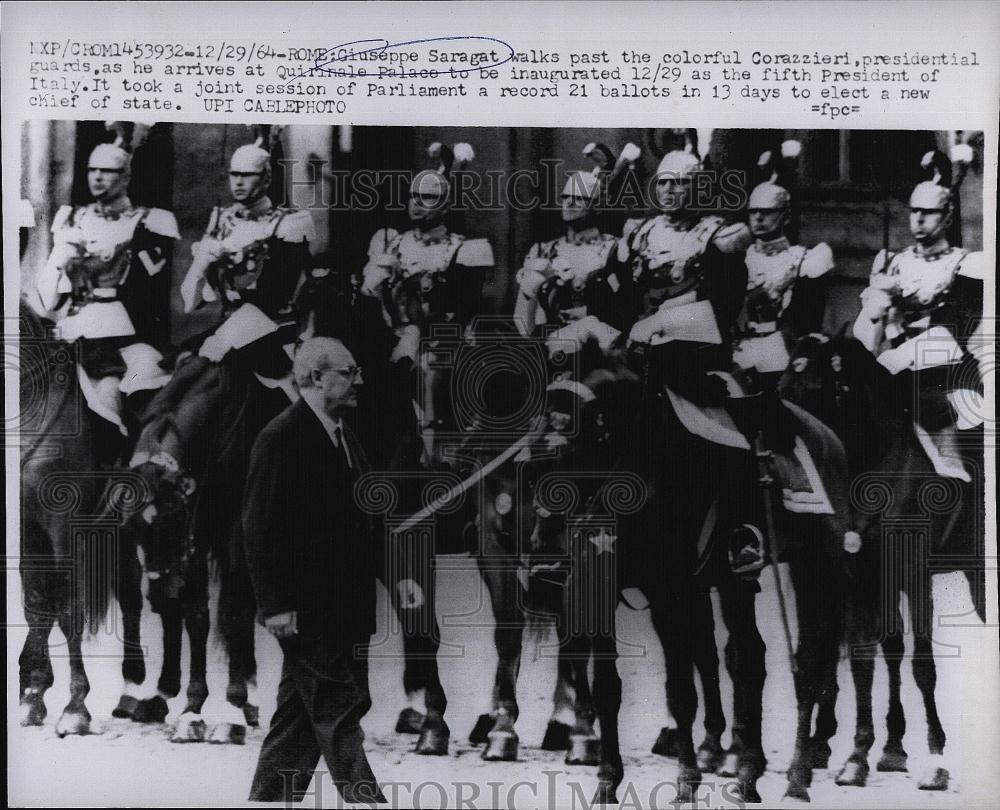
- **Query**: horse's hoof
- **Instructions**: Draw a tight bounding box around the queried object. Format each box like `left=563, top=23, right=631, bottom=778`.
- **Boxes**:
left=482, top=730, right=519, bottom=761
left=917, top=766, right=949, bottom=791
left=696, top=738, right=725, bottom=773
left=736, top=776, right=763, bottom=804
left=876, top=748, right=908, bottom=772
left=835, top=759, right=869, bottom=787
left=396, top=707, right=425, bottom=735
left=541, top=720, right=571, bottom=751
left=593, top=763, right=623, bottom=805
left=415, top=721, right=449, bottom=756
left=469, top=713, right=493, bottom=745
left=783, top=783, right=811, bottom=802
left=55, top=709, right=92, bottom=737
left=565, top=734, right=601, bottom=766
left=242, top=703, right=260, bottom=729
left=809, top=739, right=831, bottom=770
left=19, top=693, right=47, bottom=727
left=208, top=722, right=245, bottom=745
left=170, top=713, right=207, bottom=743
left=677, top=764, right=701, bottom=804
left=134, top=695, right=169, bottom=724
left=716, top=751, right=741, bottom=778
left=737, top=762, right=764, bottom=803
left=592, top=782, right=619, bottom=805
left=652, top=726, right=680, bottom=758
left=112, top=694, right=139, bottom=720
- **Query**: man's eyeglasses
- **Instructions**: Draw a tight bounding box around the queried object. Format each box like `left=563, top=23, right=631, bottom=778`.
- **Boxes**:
left=315, top=366, right=363, bottom=382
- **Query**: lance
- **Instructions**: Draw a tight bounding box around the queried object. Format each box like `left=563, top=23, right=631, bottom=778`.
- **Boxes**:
left=392, top=422, right=544, bottom=534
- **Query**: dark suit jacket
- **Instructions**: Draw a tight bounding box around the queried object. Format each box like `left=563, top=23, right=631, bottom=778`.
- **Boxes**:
left=242, top=398, right=377, bottom=646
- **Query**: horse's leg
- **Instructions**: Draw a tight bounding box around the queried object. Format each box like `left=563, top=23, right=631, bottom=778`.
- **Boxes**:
left=476, top=545, right=523, bottom=761
left=784, top=538, right=843, bottom=801
left=836, top=639, right=877, bottom=786
left=18, top=576, right=56, bottom=727
left=134, top=586, right=181, bottom=725
left=407, top=556, right=450, bottom=756
left=217, top=561, right=260, bottom=730
left=692, top=590, right=725, bottom=773
left=179, top=560, right=214, bottom=744
left=112, top=542, right=147, bottom=719
left=876, top=627, right=908, bottom=772
left=54, top=608, right=93, bottom=736
left=912, top=588, right=949, bottom=790
left=716, top=576, right=766, bottom=804
left=541, top=640, right=576, bottom=751
left=564, top=635, right=600, bottom=766
left=592, top=632, right=624, bottom=804
left=651, top=592, right=701, bottom=802
left=811, top=681, right=839, bottom=768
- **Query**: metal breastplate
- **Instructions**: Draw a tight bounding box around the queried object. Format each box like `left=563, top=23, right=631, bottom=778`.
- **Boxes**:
left=630, top=218, right=712, bottom=315
left=394, top=230, right=463, bottom=279
left=539, top=235, right=615, bottom=316
left=64, top=206, right=146, bottom=306
left=743, top=243, right=806, bottom=334
left=886, top=246, right=965, bottom=327
left=209, top=207, right=285, bottom=305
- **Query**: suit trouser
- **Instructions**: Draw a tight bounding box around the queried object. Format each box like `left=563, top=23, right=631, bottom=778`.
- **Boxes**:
left=249, top=637, right=384, bottom=804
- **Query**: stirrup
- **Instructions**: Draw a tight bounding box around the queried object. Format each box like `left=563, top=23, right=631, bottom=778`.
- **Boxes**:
left=729, top=524, right=766, bottom=575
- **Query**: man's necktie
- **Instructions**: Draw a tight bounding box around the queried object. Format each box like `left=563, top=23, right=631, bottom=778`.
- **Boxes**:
left=333, top=425, right=353, bottom=471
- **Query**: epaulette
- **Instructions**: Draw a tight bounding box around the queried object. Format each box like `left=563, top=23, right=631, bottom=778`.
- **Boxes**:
left=367, top=227, right=400, bottom=256
left=275, top=209, right=316, bottom=244
left=51, top=205, right=74, bottom=232
left=800, top=242, right=834, bottom=278
left=870, top=249, right=895, bottom=276
left=142, top=208, right=181, bottom=240
left=456, top=238, right=494, bottom=268
left=957, top=250, right=984, bottom=280
left=710, top=221, right=752, bottom=255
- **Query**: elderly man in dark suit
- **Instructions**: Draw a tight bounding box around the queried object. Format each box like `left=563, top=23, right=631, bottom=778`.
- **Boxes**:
left=245, top=336, right=385, bottom=804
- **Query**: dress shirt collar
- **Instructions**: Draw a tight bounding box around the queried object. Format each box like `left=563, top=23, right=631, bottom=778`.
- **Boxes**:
left=301, top=391, right=346, bottom=447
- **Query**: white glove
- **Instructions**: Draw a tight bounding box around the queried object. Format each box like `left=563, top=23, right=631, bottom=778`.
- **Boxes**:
left=516, top=268, right=547, bottom=297
left=194, top=237, right=226, bottom=262
left=361, top=262, right=393, bottom=297
left=391, top=325, right=421, bottom=364
left=396, top=578, right=425, bottom=610
left=859, top=287, right=892, bottom=321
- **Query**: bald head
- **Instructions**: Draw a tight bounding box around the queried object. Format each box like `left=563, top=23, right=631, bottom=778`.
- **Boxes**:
left=294, top=337, right=362, bottom=416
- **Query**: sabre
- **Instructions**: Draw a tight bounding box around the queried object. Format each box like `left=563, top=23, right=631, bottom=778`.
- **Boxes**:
left=755, top=431, right=798, bottom=674
left=392, top=423, right=544, bottom=534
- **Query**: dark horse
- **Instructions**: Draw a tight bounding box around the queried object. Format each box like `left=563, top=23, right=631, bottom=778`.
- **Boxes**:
left=121, top=313, right=295, bottom=742
left=357, top=265, right=591, bottom=760
left=779, top=332, right=986, bottom=792
left=17, top=301, right=148, bottom=734
left=532, top=338, right=852, bottom=804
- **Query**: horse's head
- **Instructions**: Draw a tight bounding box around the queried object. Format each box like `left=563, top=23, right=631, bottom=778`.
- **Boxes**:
left=293, top=266, right=359, bottom=341
left=122, top=450, right=197, bottom=581
left=779, top=328, right=887, bottom=443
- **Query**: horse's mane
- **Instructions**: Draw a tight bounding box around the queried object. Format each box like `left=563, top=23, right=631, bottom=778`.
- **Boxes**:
left=134, top=354, right=223, bottom=470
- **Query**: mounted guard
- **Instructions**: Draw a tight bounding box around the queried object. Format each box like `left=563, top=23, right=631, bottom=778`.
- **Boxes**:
left=734, top=140, right=834, bottom=384
left=853, top=145, right=984, bottom=481
left=32, top=121, right=179, bottom=451
left=179, top=124, right=316, bottom=385
left=513, top=141, right=640, bottom=336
